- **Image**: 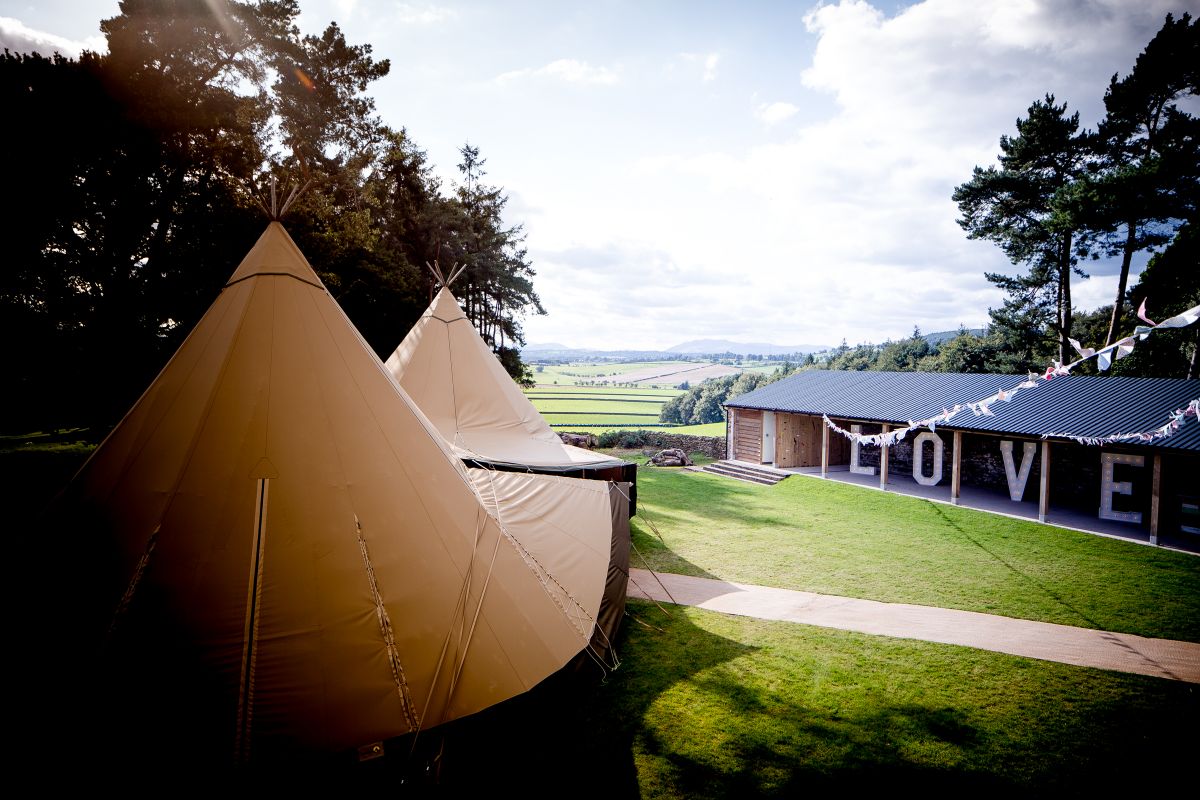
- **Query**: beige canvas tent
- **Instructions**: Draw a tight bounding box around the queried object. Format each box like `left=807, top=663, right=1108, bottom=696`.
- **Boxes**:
left=54, top=223, right=613, bottom=764
left=383, top=283, right=637, bottom=663
left=383, top=287, right=636, bottom=498
left=468, top=468, right=631, bottom=668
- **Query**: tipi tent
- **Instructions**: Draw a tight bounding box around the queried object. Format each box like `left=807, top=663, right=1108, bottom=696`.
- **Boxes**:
left=467, top=467, right=631, bottom=668
left=383, top=283, right=637, bottom=665
left=53, top=223, right=612, bottom=764
left=383, top=286, right=636, bottom=504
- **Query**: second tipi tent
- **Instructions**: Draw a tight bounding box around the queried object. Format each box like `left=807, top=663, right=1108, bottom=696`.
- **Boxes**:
left=384, top=286, right=637, bottom=498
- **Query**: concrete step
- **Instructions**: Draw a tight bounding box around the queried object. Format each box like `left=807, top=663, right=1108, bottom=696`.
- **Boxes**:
left=711, top=460, right=790, bottom=481
left=703, top=466, right=781, bottom=486
left=698, top=460, right=789, bottom=486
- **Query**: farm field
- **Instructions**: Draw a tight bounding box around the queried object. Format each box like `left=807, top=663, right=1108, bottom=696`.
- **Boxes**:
left=542, top=412, right=662, bottom=426
left=534, top=361, right=689, bottom=388
left=739, top=362, right=780, bottom=376
left=536, top=399, right=665, bottom=414
left=525, top=358, right=758, bottom=430
left=526, top=382, right=682, bottom=428
left=526, top=385, right=681, bottom=397
left=590, top=362, right=741, bottom=386
left=532, top=359, right=765, bottom=389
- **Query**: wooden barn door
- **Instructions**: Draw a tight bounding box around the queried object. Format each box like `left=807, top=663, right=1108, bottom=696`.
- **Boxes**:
left=792, top=414, right=812, bottom=466
left=776, top=413, right=796, bottom=468
left=733, top=409, right=763, bottom=463
left=798, top=415, right=834, bottom=466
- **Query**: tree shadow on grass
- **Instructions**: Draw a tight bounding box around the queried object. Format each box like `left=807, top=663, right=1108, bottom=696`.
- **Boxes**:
left=352, top=599, right=757, bottom=796
left=634, top=697, right=1010, bottom=798
left=622, top=658, right=1197, bottom=799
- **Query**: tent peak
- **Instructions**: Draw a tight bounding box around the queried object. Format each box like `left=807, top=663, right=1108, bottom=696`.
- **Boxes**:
left=426, top=260, right=467, bottom=290
left=253, top=175, right=311, bottom=221
left=224, top=222, right=326, bottom=289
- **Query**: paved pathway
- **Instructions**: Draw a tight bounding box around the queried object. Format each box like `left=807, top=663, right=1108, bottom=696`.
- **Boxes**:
left=627, top=568, right=1200, bottom=683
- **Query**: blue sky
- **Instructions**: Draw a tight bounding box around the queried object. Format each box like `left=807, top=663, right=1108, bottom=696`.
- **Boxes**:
left=2, top=1, right=1195, bottom=350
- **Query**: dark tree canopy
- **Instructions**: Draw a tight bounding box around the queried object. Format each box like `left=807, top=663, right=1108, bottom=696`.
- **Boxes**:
left=1085, top=12, right=1199, bottom=345
left=1, top=0, right=543, bottom=430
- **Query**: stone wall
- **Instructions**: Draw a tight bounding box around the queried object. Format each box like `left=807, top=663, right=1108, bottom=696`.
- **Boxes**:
left=568, top=429, right=728, bottom=459
left=646, top=432, right=727, bottom=460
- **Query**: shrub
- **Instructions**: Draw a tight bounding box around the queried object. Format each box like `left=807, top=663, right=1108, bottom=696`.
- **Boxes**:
left=598, top=429, right=654, bottom=448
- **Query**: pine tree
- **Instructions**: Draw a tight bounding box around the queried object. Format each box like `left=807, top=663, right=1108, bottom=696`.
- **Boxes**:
left=953, top=95, right=1089, bottom=367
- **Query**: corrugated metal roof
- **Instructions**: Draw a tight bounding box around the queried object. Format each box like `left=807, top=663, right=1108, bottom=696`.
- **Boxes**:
left=725, top=371, right=1200, bottom=452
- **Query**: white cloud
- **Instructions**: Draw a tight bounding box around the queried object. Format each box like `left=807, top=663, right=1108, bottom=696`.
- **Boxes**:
left=525, top=0, right=1181, bottom=348
left=496, top=58, right=619, bottom=86
left=0, top=16, right=104, bottom=57
left=755, top=101, right=799, bottom=124
left=676, top=51, right=721, bottom=82
left=392, top=3, right=458, bottom=25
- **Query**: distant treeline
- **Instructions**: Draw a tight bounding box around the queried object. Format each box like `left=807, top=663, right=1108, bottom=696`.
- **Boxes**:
left=659, top=305, right=1198, bottom=426
left=528, top=351, right=818, bottom=365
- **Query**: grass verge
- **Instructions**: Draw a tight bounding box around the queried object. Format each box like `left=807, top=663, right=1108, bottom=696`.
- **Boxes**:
left=631, top=465, right=1200, bottom=641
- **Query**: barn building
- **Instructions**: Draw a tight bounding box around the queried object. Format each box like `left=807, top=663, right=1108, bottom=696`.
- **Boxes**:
left=723, top=372, right=1200, bottom=549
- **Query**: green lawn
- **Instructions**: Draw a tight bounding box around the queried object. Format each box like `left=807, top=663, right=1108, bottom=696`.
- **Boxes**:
left=587, top=602, right=1198, bottom=797
left=629, top=464, right=1200, bottom=642
left=430, top=596, right=1198, bottom=796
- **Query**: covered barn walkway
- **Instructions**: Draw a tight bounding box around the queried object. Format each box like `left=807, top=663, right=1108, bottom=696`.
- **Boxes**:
left=718, top=458, right=1200, bottom=555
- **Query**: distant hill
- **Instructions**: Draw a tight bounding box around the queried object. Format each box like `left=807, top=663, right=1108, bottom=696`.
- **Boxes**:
left=923, top=328, right=985, bottom=347
left=521, top=345, right=674, bottom=360
left=666, top=339, right=829, bottom=356
left=522, top=332, right=976, bottom=360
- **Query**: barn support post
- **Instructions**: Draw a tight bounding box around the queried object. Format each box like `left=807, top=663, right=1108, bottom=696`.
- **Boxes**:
left=724, top=409, right=731, bottom=461
left=1038, top=441, right=1051, bottom=523
left=1150, top=454, right=1162, bottom=546
left=951, top=430, right=962, bottom=505
left=821, top=422, right=829, bottom=478
left=879, top=425, right=890, bottom=490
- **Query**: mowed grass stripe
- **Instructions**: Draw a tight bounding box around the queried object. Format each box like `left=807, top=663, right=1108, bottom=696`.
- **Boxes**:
left=527, top=385, right=675, bottom=426
left=542, top=413, right=660, bottom=418
left=543, top=413, right=663, bottom=425
left=526, top=395, right=666, bottom=403
left=536, top=401, right=667, bottom=415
